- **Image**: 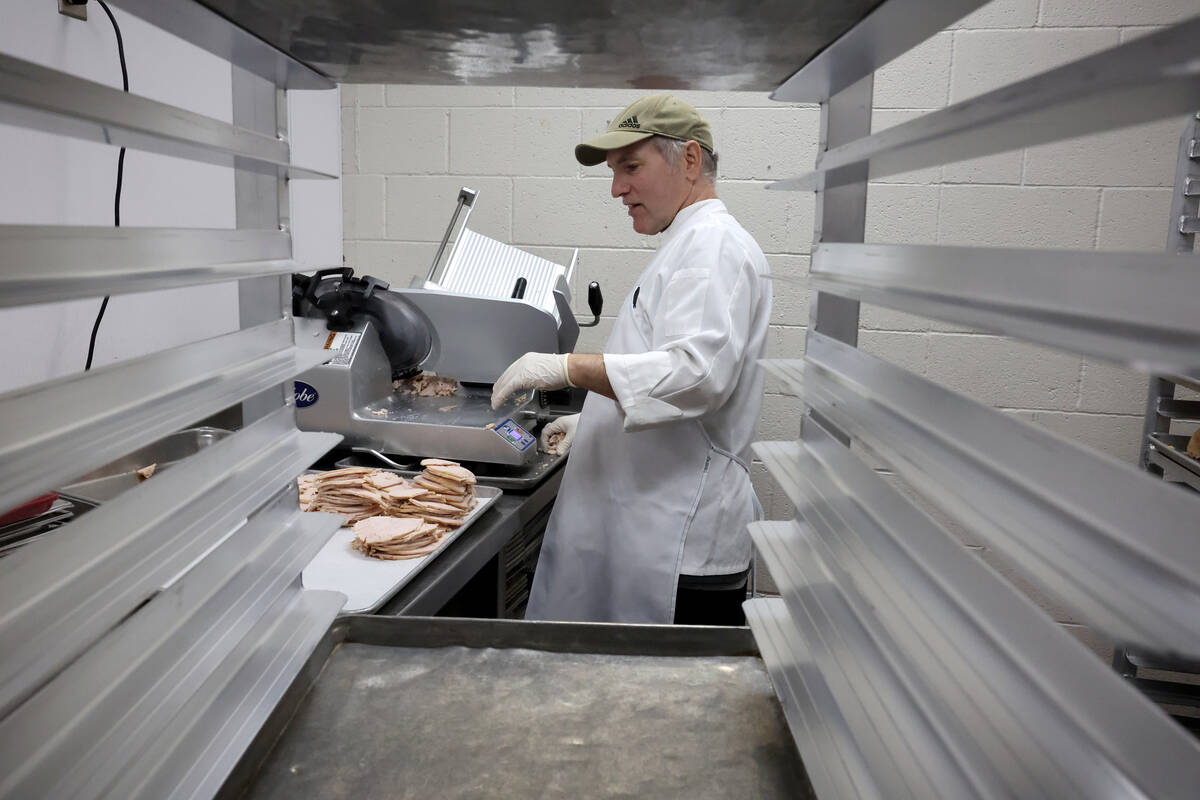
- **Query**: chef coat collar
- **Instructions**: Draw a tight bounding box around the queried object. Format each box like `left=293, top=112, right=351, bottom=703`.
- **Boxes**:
left=661, top=198, right=725, bottom=243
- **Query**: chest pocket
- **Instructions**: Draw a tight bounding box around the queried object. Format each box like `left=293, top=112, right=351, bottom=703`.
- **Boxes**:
left=662, top=269, right=711, bottom=339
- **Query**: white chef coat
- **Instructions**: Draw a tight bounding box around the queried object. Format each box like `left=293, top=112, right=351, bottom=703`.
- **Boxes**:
left=526, top=199, right=772, bottom=623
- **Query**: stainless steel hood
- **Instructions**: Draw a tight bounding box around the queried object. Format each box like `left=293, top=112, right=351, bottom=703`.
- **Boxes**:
left=196, top=0, right=883, bottom=90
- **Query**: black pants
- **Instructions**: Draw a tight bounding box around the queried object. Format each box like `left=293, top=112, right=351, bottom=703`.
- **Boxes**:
left=673, top=569, right=749, bottom=626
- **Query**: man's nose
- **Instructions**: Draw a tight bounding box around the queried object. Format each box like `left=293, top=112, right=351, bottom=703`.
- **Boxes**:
left=611, top=176, right=626, bottom=198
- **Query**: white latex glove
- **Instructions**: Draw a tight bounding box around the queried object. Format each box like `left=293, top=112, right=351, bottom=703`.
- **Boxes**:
left=491, top=352, right=572, bottom=409
left=540, top=413, right=580, bottom=455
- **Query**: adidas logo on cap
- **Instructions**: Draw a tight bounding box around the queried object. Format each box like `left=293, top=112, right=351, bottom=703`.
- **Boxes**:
left=617, top=115, right=640, bottom=129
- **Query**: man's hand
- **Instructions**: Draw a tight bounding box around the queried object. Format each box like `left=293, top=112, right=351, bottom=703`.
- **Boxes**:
left=491, top=352, right=572, bottom=409
left=540, top=413, right=580, bottom=455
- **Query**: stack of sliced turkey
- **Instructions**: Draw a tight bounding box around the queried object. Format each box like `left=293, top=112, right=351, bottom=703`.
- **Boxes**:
left=298, top=459, right=478, bottom=560
left=349, top=515, right=444, bottom=559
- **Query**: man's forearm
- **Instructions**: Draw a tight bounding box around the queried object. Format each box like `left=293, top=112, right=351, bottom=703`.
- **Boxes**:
left=566, top=353, right=616, bottom=400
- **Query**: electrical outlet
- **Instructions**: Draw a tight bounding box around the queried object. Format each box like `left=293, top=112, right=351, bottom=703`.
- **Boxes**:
left=58, top=0, right=87, bottom=21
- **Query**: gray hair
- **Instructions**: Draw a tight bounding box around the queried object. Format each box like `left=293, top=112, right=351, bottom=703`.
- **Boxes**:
left=652, top=135, right=718, bottom=182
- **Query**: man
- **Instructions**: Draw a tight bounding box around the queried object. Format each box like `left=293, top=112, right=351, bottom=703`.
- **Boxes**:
left=490, top=94, right=772, bottom=625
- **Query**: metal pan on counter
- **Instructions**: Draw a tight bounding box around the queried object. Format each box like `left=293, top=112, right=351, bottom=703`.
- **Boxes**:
left=335, top=445, right=566, bottom=491
left=59, top=426, right=232, bottom=503
left=216, top=615, right=809, bottom=800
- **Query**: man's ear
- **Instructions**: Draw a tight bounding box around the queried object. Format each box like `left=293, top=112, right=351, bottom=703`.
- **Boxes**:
left=684, top=140, right=703, bottom=179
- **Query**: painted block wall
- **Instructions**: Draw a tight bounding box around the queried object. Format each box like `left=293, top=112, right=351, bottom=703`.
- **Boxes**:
left=340, top=0, right=1198, bottom=649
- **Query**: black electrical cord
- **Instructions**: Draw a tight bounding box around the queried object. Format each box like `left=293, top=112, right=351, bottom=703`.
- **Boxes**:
left=85, top=0, right=129, bottom=371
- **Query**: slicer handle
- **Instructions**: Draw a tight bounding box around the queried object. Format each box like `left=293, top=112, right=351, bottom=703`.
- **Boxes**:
left=426, top=187, right=478, bottom=284
left=578, top=281, right=603, bottom=327
left=511, top=277, right=527, bottom=299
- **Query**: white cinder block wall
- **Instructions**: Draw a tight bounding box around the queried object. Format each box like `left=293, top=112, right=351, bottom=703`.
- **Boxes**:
left=342, top=0, right=1198, bottom=651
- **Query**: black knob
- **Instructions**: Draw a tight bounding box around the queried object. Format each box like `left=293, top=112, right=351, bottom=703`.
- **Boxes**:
left=587, top=281, right=603, bottom=317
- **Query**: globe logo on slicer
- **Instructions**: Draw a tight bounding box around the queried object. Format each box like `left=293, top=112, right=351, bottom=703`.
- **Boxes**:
left=294, top=381, right=319, bottom=408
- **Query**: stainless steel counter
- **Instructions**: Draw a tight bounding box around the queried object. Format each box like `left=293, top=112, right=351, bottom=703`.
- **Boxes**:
left=219, top=615, right=813, bottom=799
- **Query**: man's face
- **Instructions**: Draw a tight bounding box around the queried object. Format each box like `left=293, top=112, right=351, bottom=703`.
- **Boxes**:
left=606, top=139, right=690, bottom=235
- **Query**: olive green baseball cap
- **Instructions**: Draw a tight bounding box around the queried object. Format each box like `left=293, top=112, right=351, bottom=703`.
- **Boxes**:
left=574, top=94, right=714, bottom=166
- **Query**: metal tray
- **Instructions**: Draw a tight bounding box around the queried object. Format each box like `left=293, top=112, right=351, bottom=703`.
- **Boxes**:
left=1147, top=433, right=1200, bottom=491
left=334, top=448, right=566, bottom=490
left=60, top=427, right=232, bottom=503
left=302, top=484, right=502, bottom=614
left=219, top=615, right=812, bottom=800
left=0, top=494, right=99, bottom=557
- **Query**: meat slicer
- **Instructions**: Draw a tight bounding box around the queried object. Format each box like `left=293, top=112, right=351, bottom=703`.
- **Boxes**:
left=291, top=188, right=602, bottom=467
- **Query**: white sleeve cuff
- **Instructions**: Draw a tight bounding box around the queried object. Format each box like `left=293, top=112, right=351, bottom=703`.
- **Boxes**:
left=604, top=351, right=683, bottom=431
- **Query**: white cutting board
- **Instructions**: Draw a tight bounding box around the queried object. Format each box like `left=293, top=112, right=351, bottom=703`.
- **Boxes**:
left=302, top=485, right=501, bottom=613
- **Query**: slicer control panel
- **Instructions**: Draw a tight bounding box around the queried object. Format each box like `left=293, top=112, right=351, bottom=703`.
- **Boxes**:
left=492, top=418, right=535, bottom=452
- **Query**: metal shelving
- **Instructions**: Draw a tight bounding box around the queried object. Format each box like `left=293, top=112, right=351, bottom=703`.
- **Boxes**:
left=771, top=18, right=1200, bottom=191
left=749, top=7, right=1200, bottom=798
left=763, top=336, right=1200, bottom=658
left=0, top=320, right=330, bottom=516
left=771, top=0, right=989, bottom=103
left=808, top=243, right=1200, bottom=378
left=1107, top=109, right=1200, bottom=739
left=0, top=53, right=336, bottom=180
left=751, top=426, right=1200, bottom=798
left=0, top=2, right=343, bottom=797
left=1141, top=112, right=1200, bottom=490
left=0, top=225, right=294, bottom=306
